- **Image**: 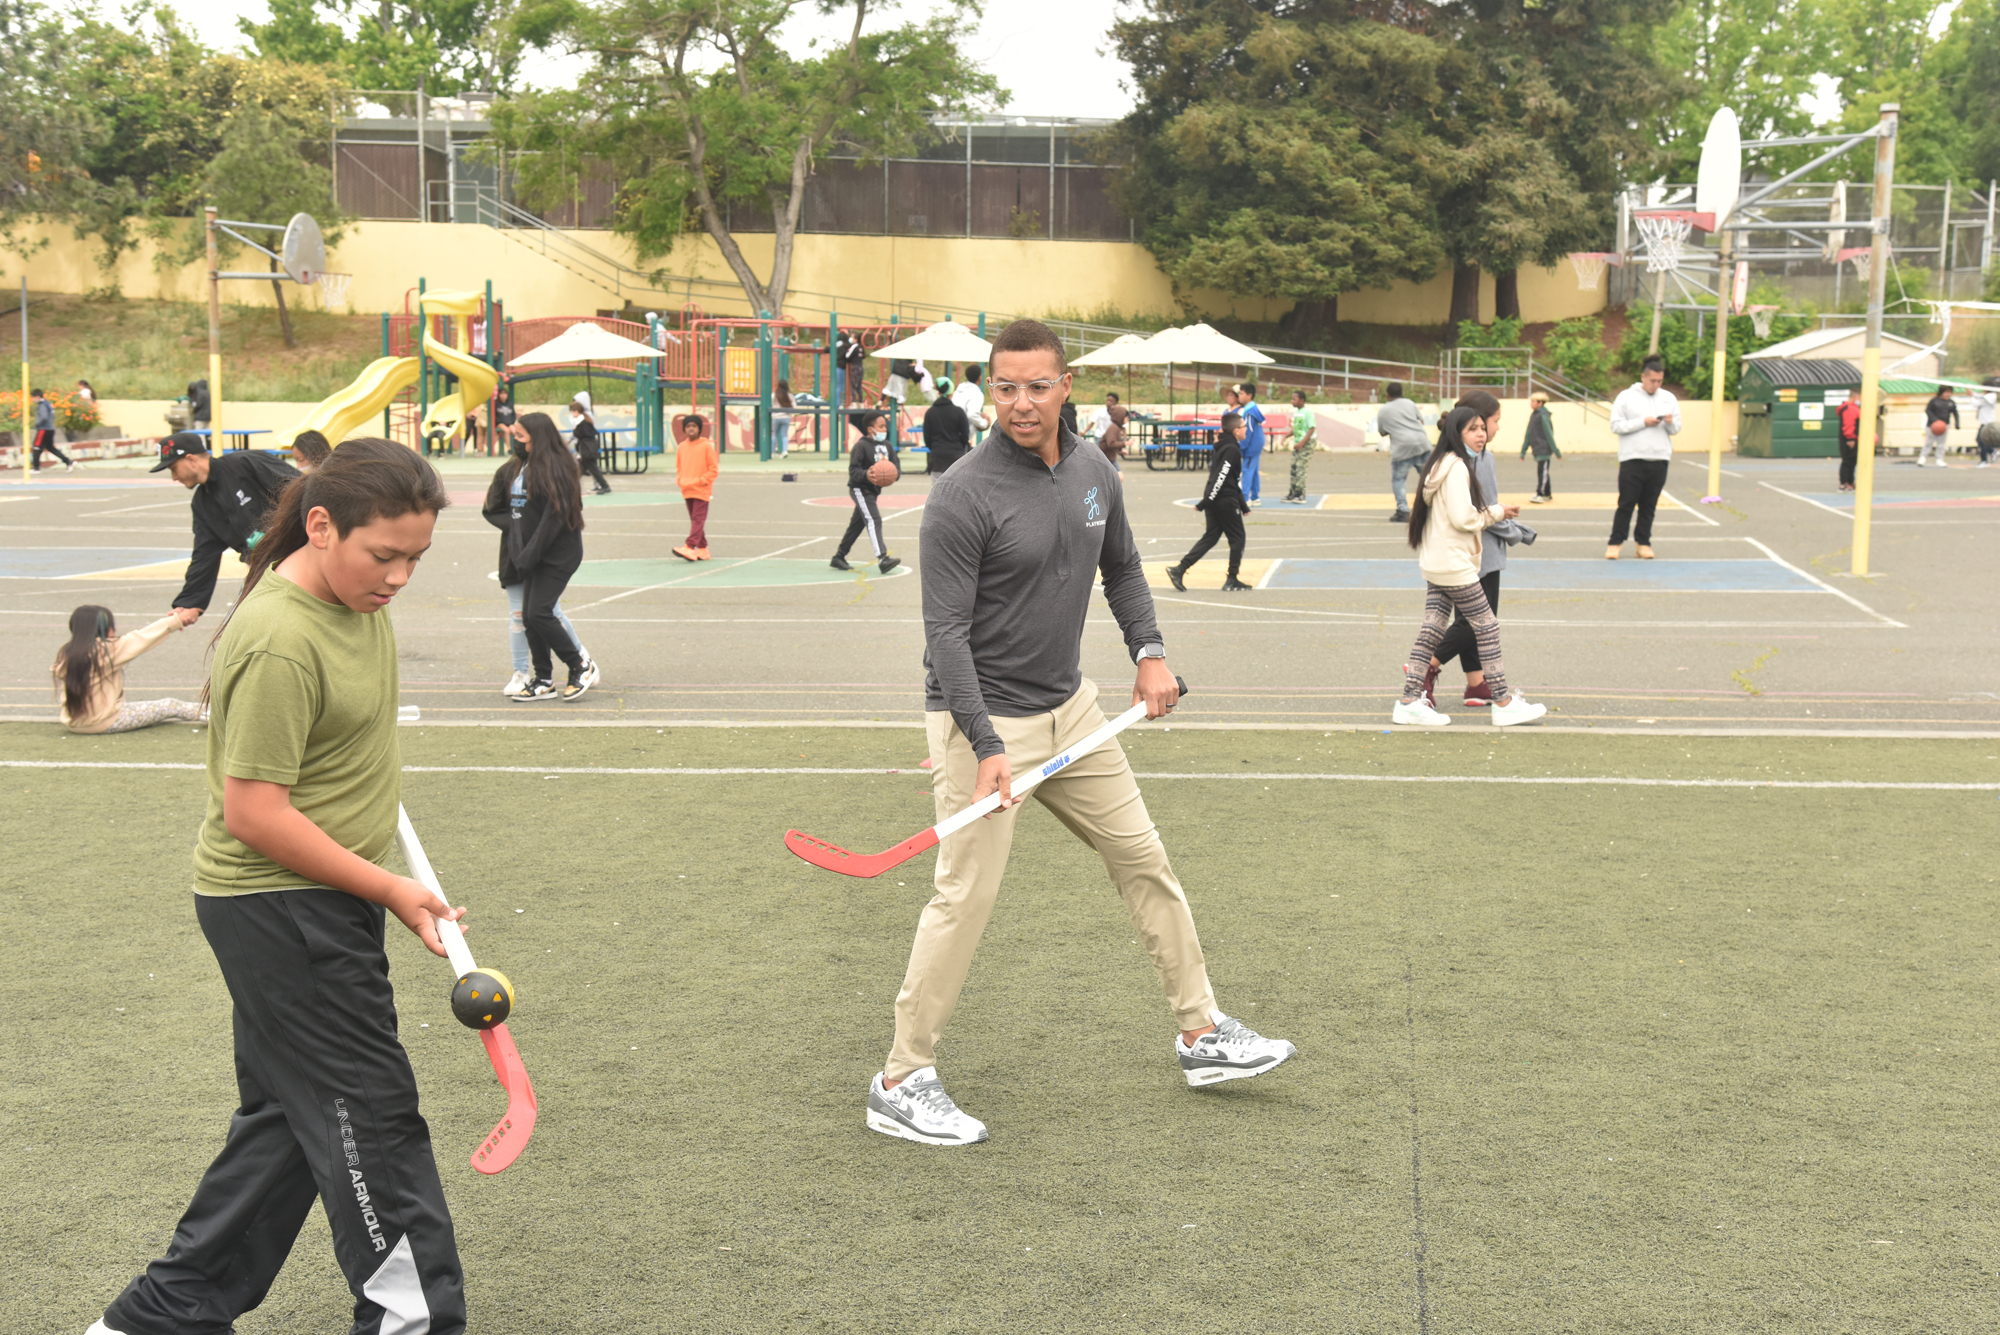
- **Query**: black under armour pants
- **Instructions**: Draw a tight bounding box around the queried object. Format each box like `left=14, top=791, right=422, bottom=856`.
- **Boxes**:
left=1179, top=505, right=1245, bottom=578
left=103, top=889, right=465, bottom=1335
left=835, top=488, right=887, bottom=560
left=32, top=427, right=71, bottom=467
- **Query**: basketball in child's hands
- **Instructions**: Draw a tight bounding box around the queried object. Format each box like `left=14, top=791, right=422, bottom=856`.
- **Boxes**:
left=1929, top=419, right=1948, bottom=436
left=867, top=459, right=899, bottom=487
left=451, top=968, right=515, bottom=1029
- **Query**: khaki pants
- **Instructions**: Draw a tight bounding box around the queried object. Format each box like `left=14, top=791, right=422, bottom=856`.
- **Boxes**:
left=887, top=679, right=1216, bottom=1081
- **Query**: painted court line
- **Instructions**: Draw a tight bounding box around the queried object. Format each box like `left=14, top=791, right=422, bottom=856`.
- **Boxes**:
left=1757, top=480, right=1851, bottom=518
left=2, top=759, right=1991, bottom=790
left=1739, top=537, right=1905, bottom=627
left=1660, top=489, right=1720, bottom=526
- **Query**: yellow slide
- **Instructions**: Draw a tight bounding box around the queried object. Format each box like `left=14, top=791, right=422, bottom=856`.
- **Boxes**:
left=284, top=355, right=420, bottom=449
left=281, top=287, right=499, bottom=452
left=418, top=289, right=500, bottom=452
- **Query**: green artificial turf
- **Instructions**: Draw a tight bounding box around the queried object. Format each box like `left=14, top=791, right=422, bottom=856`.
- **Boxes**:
left=3, top=722, right=1996, bottom=1332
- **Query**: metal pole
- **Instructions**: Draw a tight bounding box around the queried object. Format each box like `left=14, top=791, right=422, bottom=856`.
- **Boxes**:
left=206, top=206, right=223, bottom=438
left=1939, top=178, right=1952, bottom=280
left=381, top=311, right=392, bottom=437
left=1047, top=121, right=1055, bottom=239
left=1707, top=227, right=1732, bottom=500
left=1647, top=265, right=1666, bottom=355
left=1853, top=105, right=1897, bottom=578
left=1985, top=181, right=1996, bottom=277
left=965, top=124, right=972, bottom=239
left=19, top=276, right=28, bottom=482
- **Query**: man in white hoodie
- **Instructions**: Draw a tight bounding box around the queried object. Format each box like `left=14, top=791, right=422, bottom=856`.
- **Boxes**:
left=1606, top=355, right=1680, bottom=559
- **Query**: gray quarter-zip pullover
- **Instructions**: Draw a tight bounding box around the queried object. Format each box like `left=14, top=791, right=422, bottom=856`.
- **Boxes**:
left=921, top=424, right=1163, bottom=759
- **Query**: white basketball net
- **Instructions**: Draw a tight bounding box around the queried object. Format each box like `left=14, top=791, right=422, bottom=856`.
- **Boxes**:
left=1748, top=306, right=1779, bottom=339
left=1848, top=251, right=1870, bottom=286
left=316, top=272, right=353, bottom=307
left=1636, top=215, right=1692, bottom=273
left=1570, top=253, right=1609, bottom=291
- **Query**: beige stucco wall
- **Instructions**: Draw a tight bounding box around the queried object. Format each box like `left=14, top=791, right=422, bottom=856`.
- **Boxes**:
left=19, top=221, right=1607, bottom=329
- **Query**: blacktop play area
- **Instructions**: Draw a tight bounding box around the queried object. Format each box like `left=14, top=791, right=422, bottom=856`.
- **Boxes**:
left=3, top=444, right=1997, bottom=1332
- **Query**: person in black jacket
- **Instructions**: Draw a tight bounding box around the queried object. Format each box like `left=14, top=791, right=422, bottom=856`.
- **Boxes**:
left=571, top=391, right=611, bottom=494
left=154, top=431, right=300, bottom=625
left=187, top=379, right=211, bottom=429
left=507, top=413, right=597, bottom=701
left=922, top=378, right=973, bottom=474
left=483, top=419, right=592, bottom=697
left=1165, top=412, right=1251, bottom=592
left=831, top=410, right=903, bottom=575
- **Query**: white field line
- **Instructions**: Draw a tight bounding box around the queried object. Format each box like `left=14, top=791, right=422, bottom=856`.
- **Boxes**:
left=1741, top=537, right=1906, bottom=627
left=1661, top=489, right=1720, bottom=526
left=80, top=500, right=193, bottom=516
left=1757, top=480, right=1851, bottom=518
left=563, top=535, right=824, bottom=610
left=2, top=758, right=1991, bottom=790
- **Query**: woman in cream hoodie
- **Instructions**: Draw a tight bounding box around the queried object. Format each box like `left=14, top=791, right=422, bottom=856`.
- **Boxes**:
left=1392, top=406, right=1546, bottom=727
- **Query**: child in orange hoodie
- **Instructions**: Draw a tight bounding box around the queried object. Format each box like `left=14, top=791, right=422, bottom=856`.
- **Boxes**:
left=674, top=413, right=720, bottom=561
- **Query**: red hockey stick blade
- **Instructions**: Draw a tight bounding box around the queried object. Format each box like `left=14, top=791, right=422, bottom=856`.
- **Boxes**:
left=785, top=826, right=940, bottom=879
left=469, top=1023, right=537, bottom=1175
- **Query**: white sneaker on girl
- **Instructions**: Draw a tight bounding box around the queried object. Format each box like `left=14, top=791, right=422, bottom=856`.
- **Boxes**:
left=1491, top=694, right=1548, bottom=726
left=1392, top=698, right=1450, bottom=727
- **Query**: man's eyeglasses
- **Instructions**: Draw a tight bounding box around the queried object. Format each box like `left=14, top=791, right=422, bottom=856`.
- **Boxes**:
left=991, top=377, right=1068, bottom=405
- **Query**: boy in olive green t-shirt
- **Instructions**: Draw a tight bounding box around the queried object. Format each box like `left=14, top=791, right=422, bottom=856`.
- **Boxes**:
left=1284, top=391, right=1319, bottom=503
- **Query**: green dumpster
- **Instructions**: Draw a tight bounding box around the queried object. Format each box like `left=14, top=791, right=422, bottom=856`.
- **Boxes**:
left=1736, top=358, right=1859, bottom=458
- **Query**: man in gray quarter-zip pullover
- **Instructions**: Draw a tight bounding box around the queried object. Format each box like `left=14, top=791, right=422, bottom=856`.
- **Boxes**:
left=863, top=319, right=1297, bottom=1150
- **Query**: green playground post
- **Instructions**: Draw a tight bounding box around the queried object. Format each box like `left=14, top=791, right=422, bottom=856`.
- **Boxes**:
left=380, top=311, right=391, bottom=437
left=756, top=321, right=774, bottom=461
left=828, top=311, right=842, bottom=461
left=416, top=278, right=430, bottom=446
left=977, top=312, right=986, bottom=337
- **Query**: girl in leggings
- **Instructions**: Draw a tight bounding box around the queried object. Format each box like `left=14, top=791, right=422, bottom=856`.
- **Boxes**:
left=92, top=440, right=468, bottom=1335
left=51, top=604, right=205, bottom=733
left=483, top=418, right=591, bottom=696
left=1391, top=405, right=1546, bottom=728
left=507, top=413, right=596, bottom=701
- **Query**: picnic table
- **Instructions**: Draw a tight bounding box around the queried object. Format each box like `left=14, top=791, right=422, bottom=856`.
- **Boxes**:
left=1140, top=419, right=1221, bottom=471
left=192, top=427, right=277, bottom=454
left=599, top=427, right=659, bottom=474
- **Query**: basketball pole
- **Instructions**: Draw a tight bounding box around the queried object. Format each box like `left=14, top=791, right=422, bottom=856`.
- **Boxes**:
left=19, top=277, right=29, bottom=483
left=1707, top=226, right=1732, bottom=500
left=1852, top=104, right=1897, bottom=579
left=205, top=206, right=223, bottom=440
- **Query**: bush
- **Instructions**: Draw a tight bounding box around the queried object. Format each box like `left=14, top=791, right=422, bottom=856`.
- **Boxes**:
left=1543, top=317, right=1614, bottom=394
left=0, top=389, right=100, bottom=435
left=1455, top=316, right=1525, bottom=370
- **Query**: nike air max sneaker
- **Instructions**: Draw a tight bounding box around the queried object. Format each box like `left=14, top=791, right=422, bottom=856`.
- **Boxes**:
left=1178, top=1013, right=1297, bottom=1087
left=867, top=1067, right=989, bottom=1145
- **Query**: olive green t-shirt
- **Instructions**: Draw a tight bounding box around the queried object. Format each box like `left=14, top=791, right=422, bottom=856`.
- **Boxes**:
left=194, top=573, right=401, bottom=895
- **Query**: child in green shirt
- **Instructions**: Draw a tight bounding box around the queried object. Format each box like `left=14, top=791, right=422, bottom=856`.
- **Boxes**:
left=97, top=439, right=472, bottom=1335
left=1521, top=391, right=1561, bottom=501
left=1284, top=390, right=1319, bottom=503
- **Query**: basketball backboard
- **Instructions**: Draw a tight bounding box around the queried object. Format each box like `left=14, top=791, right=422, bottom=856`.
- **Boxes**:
left=281, top=213, right=326, bottom=285
left=1694, top=107, right=1742, bottom=229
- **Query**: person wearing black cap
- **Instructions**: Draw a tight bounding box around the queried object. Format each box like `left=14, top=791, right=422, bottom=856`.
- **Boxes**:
left=153, top=432, right=300, bottom=626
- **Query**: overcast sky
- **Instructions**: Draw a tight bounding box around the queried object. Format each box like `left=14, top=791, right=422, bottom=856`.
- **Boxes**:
left=121, top=0, right=1142, bottom=120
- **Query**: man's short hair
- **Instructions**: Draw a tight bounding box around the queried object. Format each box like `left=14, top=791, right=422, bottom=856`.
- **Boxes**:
left=1385, top=381, right=1404, bottom=400
left=963, top=364, right=982, bottom=385
left=1641, top=355, right=1666, bottom=375
left=1106, top=391, right=1120, bottom=403
left=988, top=318, right=1067, bottom=374
left=1239, top=381, right=1257, bottom=398
left=1291, top=389, right=1307, bottom=402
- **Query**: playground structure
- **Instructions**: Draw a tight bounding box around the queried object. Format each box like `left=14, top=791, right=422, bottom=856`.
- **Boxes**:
left=273, top=267, right=981, bottom=463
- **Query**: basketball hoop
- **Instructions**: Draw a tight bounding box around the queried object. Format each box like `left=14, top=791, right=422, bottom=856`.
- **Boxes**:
left=1634, top=212, right=1698, bottom=273
left=1568, top=252, right=1619, bottom=291
left=1746, top=305, right=1780, bottom=339
left=315, top=272, right=352, bottom=308
left=1838, top=246, right=1876, bottom=286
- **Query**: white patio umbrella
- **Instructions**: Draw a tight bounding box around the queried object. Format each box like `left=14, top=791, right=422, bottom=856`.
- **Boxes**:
left=871, top=320, right=993, bottom=364
left=508, top=321, right=662, bottom=397
left=1071, top=332, right=1168, bottom=409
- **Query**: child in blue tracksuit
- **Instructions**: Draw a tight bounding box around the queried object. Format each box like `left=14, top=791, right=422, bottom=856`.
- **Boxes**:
left=1237, top=382, right=1265, bottom=505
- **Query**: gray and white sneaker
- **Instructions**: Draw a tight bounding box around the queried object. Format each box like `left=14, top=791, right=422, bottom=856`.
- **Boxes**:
left=866, top=1067, right=989, bottom=1146
left=1178, top=1012, right=1297, bottom=1087
left=502, top=669, right=530, bottom=696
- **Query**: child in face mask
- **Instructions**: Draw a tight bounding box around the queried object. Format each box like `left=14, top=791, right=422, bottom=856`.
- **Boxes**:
left=831, top=411, right=901, bottom=575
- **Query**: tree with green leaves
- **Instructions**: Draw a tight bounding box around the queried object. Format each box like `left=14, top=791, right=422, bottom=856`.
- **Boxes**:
left=1430, top=0, right=1673, bottom=325
left=1109, top=0, right=1450, bottom=337
left=0, top=0, right=101, bottom=259
left=495, top=0, right=998, bottom=316
left=240, top=0, right=526, bottom=94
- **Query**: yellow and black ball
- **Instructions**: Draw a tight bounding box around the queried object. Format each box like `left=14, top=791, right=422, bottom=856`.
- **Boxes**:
left=450, top=969, right=515, bottom=1030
